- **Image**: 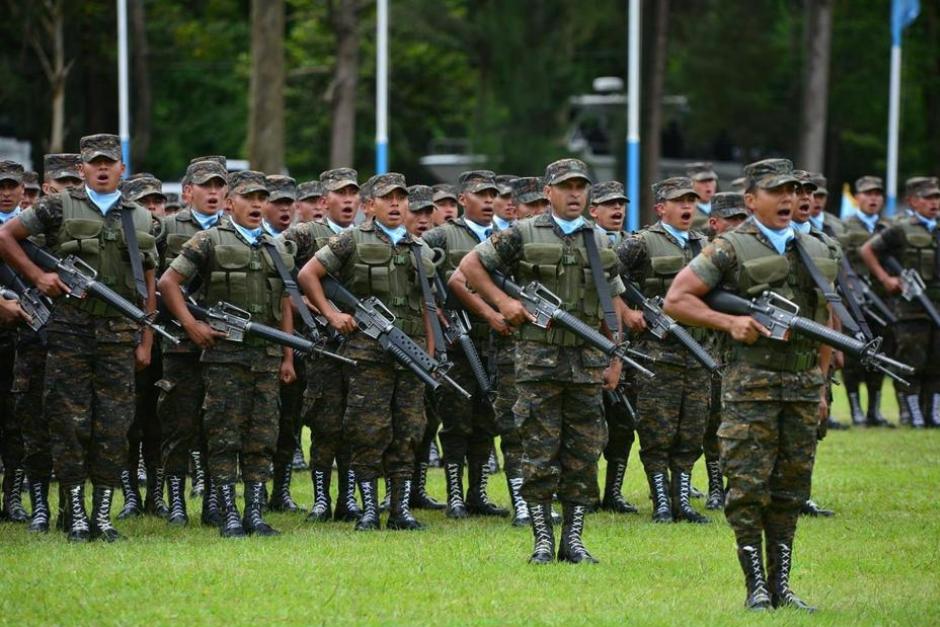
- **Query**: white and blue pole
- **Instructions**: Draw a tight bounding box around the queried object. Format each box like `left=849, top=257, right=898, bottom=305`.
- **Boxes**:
left=375, top=0, right=388, bottom=174
left=626, top=0, right=641, bottom=232
left=117, top=0, right=131, bottom=176
left=885, top=0, right=920, bottom=216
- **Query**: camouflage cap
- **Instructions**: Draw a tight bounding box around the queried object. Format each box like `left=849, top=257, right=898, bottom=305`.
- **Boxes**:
left=361, top=175, right=379, bottom=200
left=905, top=176, right=940, bottom=198
left=652, top=176, right=699, bottom=202
left=186, top=160, right=228, bottom=186
left=591, top=180, right=628, bottom=205
left=228, top=170, right=268, bottom=196
left=495, top=174, right=518, bottom=196
left=297, top=180, right=324, bottom=200
left=729, top=176, right=747, bottom=192
left=265, top=175, right=297, bottom=202
left=121, top=174, right=165, bottom=202
left=165, top=192, right=181, bottom=209
left=0, top=160, right=24, bottom=183
left=189, top=155, right=227, bottom=167
left=44, top=153, right=81, bottom=180
left=712, top=192, right=747, bottom=218
left=686, top=161, right=717, bottom=182
left=320, top=168, right=359, bottom=192
left=855, top=175, right=884, bottom=194
left=511, top=177, right=546, bottom=204
left=793, top=169, right=818, bottom=191
left=372, top=172, right=408, bottom=198
left=80, top=133, right=121, bottom=162
left=543, top=158, right=592, bottom=186
left=744, top=158, right=799, bottom=190
left=810, top=173, right=828, bottom=195
left=432, top=183, right=458, bottom=203
left=407, top=185, right=434, bottom=211
left=22, top=171, right=39, bottom=190
left=458, top=170, right=499, bottom=194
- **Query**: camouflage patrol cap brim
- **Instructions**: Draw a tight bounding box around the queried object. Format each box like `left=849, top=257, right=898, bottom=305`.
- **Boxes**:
left=189, top=155, right=227, bottom=167
left=407, top=185, right=434, bottom=211
left=297, top=180, right=324, bottom=200
left=229, top=170, right=268, bottom=196
left=793, top=170, right=818, bottom=191
left=0, top=160, right=25, bottom=183
left=652, top=176, right=699, bottom=201
left=186, top=160, right=228, bottom=186
left=729, top=177, right=747, bottom=192
left=744, top=158, right=799, bottom=190
left=22, top=172, right=40, bottom=190
left=372, top=173, right=408, bottom=198
left=906, top=176, right=940, bottom=198
left=511, top=177, right=546, bottom=204
left=686, top=161, right=717, bottom=182
left=320, top=168, right=359, bottom=192
left=544, top=159, right=592, bottom=186
left=165, top=192, right=181, bottom=209
left=458, top=170, right=499, bottom=194
left=855, top=175, right=884, bottom=194
left=432, top=184, right=458, bottom=203
left=360, top=175, right=379, bottom=200
left=810, top=173, right=828, bottom=195
left=44, top=153, right=82, bottom=181
left=80, top=133, right=121, bottom=162
left=495, top=174, right=518, bottom=196
left=712, top=192, right=747, bottom=218
left=265, top=175, right=298, bottom=202
left=121, top=175, right=165, bottom=202
left=591, top=180, right=628, bottom=205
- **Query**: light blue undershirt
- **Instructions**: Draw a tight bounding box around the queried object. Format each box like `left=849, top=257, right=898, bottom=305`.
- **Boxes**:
left=551, top=214, right=585, bottom=235
left=85, top=185, right=122, bottom=215
left=855, top=211, right=880, bottom=233
left=375, top=220, right=407, bottom=245
left=192, top=209, right=222, bottom=230
left=464, top=218, right=494, bottom=242
left=493, top=215, right=513, bottom=231
left=661, top=223, right=690, bottom=248
left=754, top=218, right=795, bottom=255
left=0, top=207, right=20, bottom=224
left=327, top=217, right=351, bottom=234
left=697, top=202, right=712, bottom=215
left=232, top=221, right=263, bottom=246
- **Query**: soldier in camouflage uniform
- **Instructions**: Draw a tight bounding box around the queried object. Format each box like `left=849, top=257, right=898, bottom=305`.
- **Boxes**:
left=164, top=193, right=182, bottom=216
left=299, top=172, right=434, bottom=532
left=860, top=177, right=940, bottom=428
left=20, top=171, right=40, bottom=210
left=458, top=158, right=626, bottom=564
left=665, top=158, right=836, bottom=611
left=618, top=176, right=712, bottom=524
left=687, top=162, right=719, bottom=233
left=493, top=175, right=518, bottom=231
left=512, top=177, right=549, bottom=219
left=431, top=184, right=460, bottom=226
left=159, top=170, right=297, bottom=538
left=295, top=180, right=326, bottom=223
left=0, top=134, right=160, bottom=543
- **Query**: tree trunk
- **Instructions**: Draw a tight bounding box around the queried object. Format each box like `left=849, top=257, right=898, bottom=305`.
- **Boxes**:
left=328, top=0, right=360, bottom=169
left=48, top=0, right=67, bottom=154
left=640, top=0, right=669, bottom=223
left=797, top=0, right=832, bottom=173
left=130, top=0, right=151, bottom=167
left=248, top=0, right=285, bottom=174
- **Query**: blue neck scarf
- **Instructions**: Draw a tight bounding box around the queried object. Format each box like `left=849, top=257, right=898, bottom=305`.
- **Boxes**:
left=551, top=213, right=585, bottom=235
left=376, top=220, right=408, bottom=245
left=855, top=211, right=879, bottom=233
left=86, top=185, right=122, bottom=215
left=327, top=217, right=351, bottom=234
left=597, top=226, right=619, bottom=246
left=808, top=213, right=824, bottom=231
left=754, top=218, right=795, bottom=255
left=262, top=220, right=282, bottom=237
left=661, top=223, right=690, bottom=248
left=793, top=220, right=812, bottom=234
left=697, top=202, right=712, bottom=216
left=232, top=221, right=263, bottom=246
left=493, top=215, right=513, bottom=231
left=915, top=213, right=937, bottom=233
left=465, top=218, right=494, bottom=242
left=0, top=207, right=20, bottom=224
left=192, top=209, right=222, bottom=231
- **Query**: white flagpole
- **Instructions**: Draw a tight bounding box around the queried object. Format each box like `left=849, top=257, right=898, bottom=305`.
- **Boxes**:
left=117, top=0, right=131, bottom=175
left=626, top=0, right=641, bottom=232
left=376, top=0, right=388, bottom=174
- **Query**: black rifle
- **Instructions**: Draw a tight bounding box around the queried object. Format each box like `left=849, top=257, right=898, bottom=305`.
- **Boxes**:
left=883, top=256, right=940, bottom=328
left=621, top=282, right=720, bottom=373
left=0, top=264, right=52, bottom=332
left=491, top=272, right=654, bottom=378
left=322, top=276, right=471, bottom=398
left=431, top=273, right=494, bottom=401
left=21, top=239, right=179, bottom=344
left=603, top=385, right=636, bottom=420
left=837, top=259, right=896, bottom=329
left=704, top=289, right=914, bottom=384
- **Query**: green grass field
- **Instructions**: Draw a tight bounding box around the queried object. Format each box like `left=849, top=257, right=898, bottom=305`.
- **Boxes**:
left=1, top=389, right=939, bottom=626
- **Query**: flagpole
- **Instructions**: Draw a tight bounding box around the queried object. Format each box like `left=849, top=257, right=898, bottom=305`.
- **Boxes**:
left=375, top=0, right=388, bottom=175
left=117, top=0, right=131, bottom=176
left=885, top=37, right=902, bottom=216
left=626, top=0, right=641, bottom=232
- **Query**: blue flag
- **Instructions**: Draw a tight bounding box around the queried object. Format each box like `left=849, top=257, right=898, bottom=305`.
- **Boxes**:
left=892, top=0, right=920, bottom=45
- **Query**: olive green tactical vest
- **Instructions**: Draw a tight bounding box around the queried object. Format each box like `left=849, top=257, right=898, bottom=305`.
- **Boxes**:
left=428, top=218, right=490, bottom=339
left=514, top=217, right=618, bottom=347
left=837, top=216, right=879, bottom=276
left=57, top=190, right=155, bottom=316
left=161, top=209, right=206, bottom=271
left=896, top=219, right=940, bottom=309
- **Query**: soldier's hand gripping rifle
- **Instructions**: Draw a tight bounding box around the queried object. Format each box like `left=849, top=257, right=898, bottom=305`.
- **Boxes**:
left=431, top=272, right=494, bottom=401
left=704, top=289, right=914, bottom=385
left=837, top=259, right=896, bottom=328
left=883, top=256, right=940, bottom=328
left=491, top=272, right=654, bottom=378
left=621, top=282, right=720, bottom=373
left=322, top=276, right=472, bottom=398
left=21, top=240, right=179, bottom=344
left=0, top=264, right=52, bottom=332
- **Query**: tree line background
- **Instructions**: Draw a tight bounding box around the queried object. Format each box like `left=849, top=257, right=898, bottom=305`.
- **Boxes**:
left=1, top=0, right=938, bottom=219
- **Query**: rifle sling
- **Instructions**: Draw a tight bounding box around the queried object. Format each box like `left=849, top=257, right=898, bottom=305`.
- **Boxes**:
left=582, top=228, right=621, bottom=342
left=120, top=207, right=148, bottom=301
left=793, top=236, right=864, bottom=337
left=410, top=245, right=448, bottom=363
left=261, top=241, right=320, bottom=334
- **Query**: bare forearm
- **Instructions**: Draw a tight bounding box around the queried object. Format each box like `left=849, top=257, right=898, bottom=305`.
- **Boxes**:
left=0, top=229, right=45, bottom=285
left=297, top=260, right=332, bottom=319
left=455, top=252, right=509, bottom=310
left=664, top=291, right=738, bottom=333
left=281, top=296, right=294, bottom=362
left=157, top=272, right=197, bottom=329
left=859, top=243, right=889, bottom=284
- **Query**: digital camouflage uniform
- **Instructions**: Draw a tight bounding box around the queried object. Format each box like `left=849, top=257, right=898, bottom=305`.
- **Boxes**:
left=687, top=162, right=718, bottom=234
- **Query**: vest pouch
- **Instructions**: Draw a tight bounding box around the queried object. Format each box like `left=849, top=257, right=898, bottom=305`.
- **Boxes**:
left=643, top=255, right=684, bottom=293
left=905, top=231, right=933, bottom=249
left=268, top=277, right=285, bottom=321
left=579, top=247, right=617, bottom=318
left=519, top=243, right=564, bottom=287
left=261, top=245, right=295, bottom=273
left=59, top=219, right=103, bottom=258
left=353, top=243, right=393, bottom=294
left=210, top=245, right=251, bottom=307
left=810, top=257, right=839, bottom=283
left=838, top=229, right=869, bottom=250
left=447, top=249, right=470, bottom=273
left=740, top=255, right=790, bottom=296
left=166, top=233, right=191, bottom=258
left=122, top=232, right=156, bottom=273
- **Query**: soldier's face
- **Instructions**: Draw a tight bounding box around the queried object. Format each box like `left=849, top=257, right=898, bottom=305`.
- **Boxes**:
left=405, top=206, right=433, bottom=236
left=589, top=200, right=625, bottom=232
left=855, top=189, right=884, bottom=216
left=373, top=189, right=408, bottom=229
left=295, top=198, right=325, bottom=223
left=517, top=199, right=548, bottom=218
left=43, top=176, right=82, bottom=195
left=547, top=179, right=589, bottom=220
left=693, top=178, right=717, bottom=203
left=746, top=183, right=797, bottom=230
left=910, top=194, right=940, bottom=220
left=139, top=193, right=166, bottom=217
left=657, top=193, right=697, bottom=230
left=20, top=189, right=39, bottom=209
left=493, top=194, right=515, bottom=221
left=811, top=192, right=827, bottom=216
left=327, top=185, right=359, bottom=227
left=189, top=178, right=227, bottom=216
left=460, top=189, right=496, bottom=225
left=0, top=181, right=23, bottom=213
left=227, top=190, right=268, bottom=229
left=432, top=199, right=458, bottom=225
left=264, top=198, right=295, bottom=230
left=81, top=157, right=124, bottom=193
left=793, top=184, right=814, bottom=222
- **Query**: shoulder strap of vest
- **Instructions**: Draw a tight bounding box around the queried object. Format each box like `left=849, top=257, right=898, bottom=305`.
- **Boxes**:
left=261, top=240, right=318, bottom=336
left=410, top=244, right=448, bottom=363
left=582, top=228, right=621, bottom=342
left=120, top=205, right=147, bottom=300
left=793, top=234, right=864, bottom=338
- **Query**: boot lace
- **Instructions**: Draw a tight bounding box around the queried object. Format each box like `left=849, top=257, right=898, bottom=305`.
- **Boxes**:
left=742, top=545, right=769, bottom=598
left=509, top=477, right=529, bottom=519
left=30, top=482, right=49, bottom=524
left=345, top=469, right=359, bottom=509
left=653, top=473, right=669, bottom=513
left=313, top=471, right=329, bottom=512
left=69, top=486, right=89, bottom=533
left=566, top=506, right=588, bottom=555
left=359, top=481, right=377, bottom=517
left=531, top=506, right=553, bottom=555
left=400, top=480, right=415, bottom=519
left=907, top=395, right=926, bottom=427
left=94, top=488, right=115, bottom=532
left=446, top=464, right=463, bottom=508
left=168, top=476, right=186, bottom=519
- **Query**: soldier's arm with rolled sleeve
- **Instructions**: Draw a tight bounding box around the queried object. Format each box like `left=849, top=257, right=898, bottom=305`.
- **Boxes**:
left=454, top=227, right=534, bottom=326
left=159, top=230, right=212, bottom=330
left=0, top=196, right=65, bottom=290
left=860, top=225, right=904, bottom=289
left=298, top=231, right=356, bottom=331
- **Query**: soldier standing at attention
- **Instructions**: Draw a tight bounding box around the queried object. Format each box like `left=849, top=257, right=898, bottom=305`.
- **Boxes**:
left=159, top=170, right=297, bottom=538
left=0, top=134, right=160, bottom=542
left=457, top=158, right=625, bottom=564
left=511, top=177, right=549, bottom=219
left=20, top=172, right=41, bottom=210
left=664, top=158, right=835, bottom=611
left=294, top=181, right=326, bottom=223
left=687, top=162, right=719, bottom=233
left=431, top=184, right=460, bottom=226
left=493, top=175, right=518, bottom=231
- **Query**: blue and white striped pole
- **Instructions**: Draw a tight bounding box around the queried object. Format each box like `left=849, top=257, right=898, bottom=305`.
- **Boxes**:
left=375, top=0, right=388, bottom=174
left=626, top=0, right=641, bottom=232
left=886, top=0, right=920, bottom=216
left=117, top=0, right=131, bottom=176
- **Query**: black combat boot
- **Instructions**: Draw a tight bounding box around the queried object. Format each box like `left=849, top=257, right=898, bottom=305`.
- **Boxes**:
left=466, top=462, right=509, bottom=517
left=905, top=395, right=926, bottom=428
left=269, top=464, right=304, bottom=513
left=27, top=478, right=50, bottom=533
left=506, top=475, right=530, bottom=527
left=386, top=477, right=424, bottom=530
left=410, top=462, right=444, bottom=510
left=291, top=445, right=308, bottom=471
left=736, top=542, right=772, bottom=611
left=2, top=467, right=29, bottom=522
left=647, top=472, right=673, bottom=523
left=601, top=461, right=638, bottom=514
left=189, top=450, right=205, bottom=498
left=117, top=469, right=143, bottom=519
left=64, top=483, right=90, bottom=543
left=927, top=393, right=940, bottom=429
left=242, top=481, right=280, bottom=536
left=143, top=466, right=169, bottom=518
left=354, top=478, right=380, bottom=531
left=848, top=392, right=867, bottom=426
left=334, top=466, right=362, bottom=522
left=487, top=448, right=500, bottom=474
left=305, top=468, right=332, bottom=522
left=557, top=503, right=598, bottom=564
left=800, top=499, right=834, bottom=517
left=672, top=471, right=710, bottom=523
left=527, top=502, right=555, bottom=564
left=379, top=477, right=391, bottom=513
left=217, top=483, right=246, bottom=538
left=428, top=439, right=442, bottom=468
left=705, top=461, right=725, bottom=511
left=866, top=390, right=894, bottom=428
left=767, top=539, right=816, bottom=611
left=201, top=477, right=222, bottom=527
left=90, top=485, right=123, bottom=542
left=444, top=462, right=468, bottom=519
left=896, top=389, right=911, bottom=426
left=165, top=475, right=188, bottom=526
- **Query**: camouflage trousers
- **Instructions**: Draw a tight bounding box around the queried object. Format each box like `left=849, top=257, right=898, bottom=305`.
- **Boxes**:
left=894, top=320, right=940, bottom=404
left=719, top=400, right=818, bottom=546
left=602, top=383, right=636, bottom=465
left=15, top=330, right=50, bottom=479
left=275, top=356, right=305, bottom=469
left=44, top=306, right=138, bottom=488
left=494, top=344, right=523, bottom=478
left=703, top=376, right=722, bottom=464
left=303, top=353, right=350, bottom=472
left=515, top=381, right=606, bottom=506
left=128, top=344, right=163, bottom=471
left=635, top=361, right=709, bottom=475
left=157, top=350, right=206, bottom=476
left=0, top=332, right=20, bottom=472
left=201, top=346, right=281, bottom=484
left=343, top=358, right=425, bottom=482
left=437, top=351, right=497, bottom=467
